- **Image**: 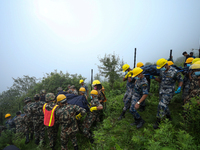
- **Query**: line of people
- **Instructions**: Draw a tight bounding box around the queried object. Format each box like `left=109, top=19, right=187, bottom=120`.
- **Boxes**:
left=118, top=56, right=200, bottom=129
left=4, top=80, right=107, bottom=150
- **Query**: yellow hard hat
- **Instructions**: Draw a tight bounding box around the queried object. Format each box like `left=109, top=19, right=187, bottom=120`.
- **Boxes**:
left=190, top=61, right=200, bottom=70
left=56, top=94, right=67, bottom=103
left=156, top=58, right=167, bottom=69
left=137, top=62, right=144, bottom=67
left=92, top=80, right=101, bottom=86
left=90, top=90, right=98, bottom=95
left=192, top=58, right=200, bottom=64
left=132, top=67, right=143, bottom=78
left=5, top=113, right=11, bottom=118
left=185, top=57, right=194, bottom=64
left=167, top=61, right=174, bottom=66
left=79, top=79, right=84, bottom=84
left=79, top=87, right=86, bottom=92
left=122, top=64, right=130, bottom=72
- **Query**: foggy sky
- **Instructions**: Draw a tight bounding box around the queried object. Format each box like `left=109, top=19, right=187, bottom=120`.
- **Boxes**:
left=1, top=0, right=200, bottom=93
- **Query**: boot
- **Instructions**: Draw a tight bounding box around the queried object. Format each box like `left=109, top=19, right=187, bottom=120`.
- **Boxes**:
left=130, top=117, right=139, bottom=126
left=74, top=146, right=79, bottom=150
left=30, top=133, right=34, bottom=140
left=166, top=115, right=172, bottom=121
left=35, top=139, right=40, bottom=145
left=118, top=111, right=126, bottom=120
left=136, top=117, right=145, bottom=129
left=153, top=118, right=161, bottom=129
left=25, top=134, right=30, bottom=144
left=51, top=146, right=55, bottom=150
left=89, top=137, right=94, bottom=144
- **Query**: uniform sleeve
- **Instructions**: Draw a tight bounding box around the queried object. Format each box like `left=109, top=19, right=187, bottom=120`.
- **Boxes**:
left=74, top=105, right=86, bottom=117
left=175, top=72, right=183, bottom=83
left=141, top=83, right=149, bottom=95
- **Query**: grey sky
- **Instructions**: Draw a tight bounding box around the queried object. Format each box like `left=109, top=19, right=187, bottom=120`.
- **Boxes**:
left=1, top=0, right=200, bottom=93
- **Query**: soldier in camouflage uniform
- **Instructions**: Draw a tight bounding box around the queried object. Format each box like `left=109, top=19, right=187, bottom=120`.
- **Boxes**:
left=82, top=90, right=103, bottom=143
left=70, top=85, right=78, bottom=95
left=92, top=80, right=106, bottom=122
left=153, top=58, right=183, bottom=129
left=30, top=94, right=46, bottom=145
left=44, top=93, right=59, bottom=150
left=182, top=58, right=194, bottom=103
left=184, top=61, right=200, bottom=104
left=13, top=111, right=25, bottom=137
left=129, top=68, right=148, bottom=129
left=118, top=64, right=134, bottom=120
left=56, top=94, right=86, bottom=150
left=23, top=97, right=34, bottom=144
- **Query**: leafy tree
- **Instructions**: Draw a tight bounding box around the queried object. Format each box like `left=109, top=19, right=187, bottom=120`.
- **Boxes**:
left=97, top=53, right=124, bottom=89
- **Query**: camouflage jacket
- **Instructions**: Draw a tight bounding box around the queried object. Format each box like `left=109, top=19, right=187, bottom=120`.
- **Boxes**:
left=23, top=102, right=34, bottom=120
left=30, top=101, right=46, bottom=121
left=56, top=104, right=86, bottom=135
left=133, top=76, right=148, bottom=97
left=185, top=74, right=200, bottom=103
left=97, top=90, right=105, bottom=102
left=91, top=97, right=103, bottom=115
left=13, top=115, right=25, bottom=133
left=72, top=90, right=78, bottom=95
left=126, top=78, right=135, bottom=93
left=44, top=102, right=59, bottom=123
left=159, top=66, right=183, bottom=94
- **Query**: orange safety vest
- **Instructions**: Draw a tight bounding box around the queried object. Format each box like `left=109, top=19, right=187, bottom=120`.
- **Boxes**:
left=43, top=103, right=58, bottom=127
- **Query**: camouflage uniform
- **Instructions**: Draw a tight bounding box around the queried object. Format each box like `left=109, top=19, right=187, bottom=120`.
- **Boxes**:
left=72, top=90, right=78, bottom=95
left=30, top=100, right=46, bottom=143
left=23, top=102, right=34, bottom=136
left=182, top=76, right=190, bottom=101
left=185, top=73, right=200, bottom=104
left=56, top=104, right=86, bottom=150
left=82, top=97, right=102, bottom=138
left=130, top=77, right=148, bottom=119
left=97, top=89, right=105, bottom=122
left=157, top=67, right=183, bottom=118
left=123, top=79, right=135, bottom=111
left=13, top=115, right=25, bottom=134
left=44, top=102, right=59, bottom=148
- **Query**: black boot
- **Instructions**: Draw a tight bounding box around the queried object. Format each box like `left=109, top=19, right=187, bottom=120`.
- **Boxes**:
left=35, top=139, right=40, bottom=145
left=136, top=117, right=145, bottom=129
left=89, top=137, right=94, bottom=144
left=74, top=145, right=79, bottom=150
left=30, top=133, right=34, bottom=140
left=153, top=118, right=161, bottom=129
left=166, top=115, right=172, bottom=121
left=130, top=117, right=139, bottom=126
left=118, top=110, right=126, bottom=120
left=25, top=134, right=30, bottom=144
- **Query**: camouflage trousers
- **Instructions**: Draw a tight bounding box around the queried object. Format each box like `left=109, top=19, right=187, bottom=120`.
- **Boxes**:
left=123, top=91, right=132, bottom=111
left=60, top=126, right=77, bottom=150
left=24, top=117, right=34, bottom=135
left=82, top=112, right=97, bottom=138
left=33, top=119, right=45, bottom=141
left=157, top=94, right=173, bottom=118
left=46, top=123, right=59, bottom=148
left=185, top=89, right=200, bottom=104
left=129, top=95, right=141, bottom=119
left=182, top=83, right=190, bottom=102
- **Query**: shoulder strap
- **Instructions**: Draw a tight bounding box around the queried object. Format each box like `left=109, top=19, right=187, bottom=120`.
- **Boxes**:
left=43, top=103, right=47, bottom=114
left=48, top=105, right=59, bottom=126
